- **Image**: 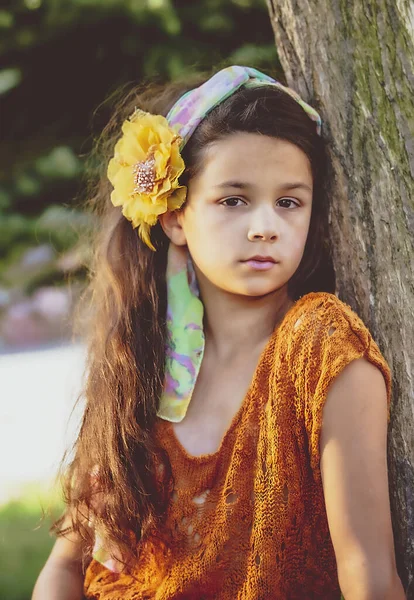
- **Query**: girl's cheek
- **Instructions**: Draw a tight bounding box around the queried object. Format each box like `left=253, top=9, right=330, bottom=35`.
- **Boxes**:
left=290, top=235, right=306, bottom=253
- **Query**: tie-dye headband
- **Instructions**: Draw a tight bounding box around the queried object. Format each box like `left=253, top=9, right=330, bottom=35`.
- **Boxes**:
left=167, top=65, right=322, bottom=147
left=155, top=66, right=322, bottom=422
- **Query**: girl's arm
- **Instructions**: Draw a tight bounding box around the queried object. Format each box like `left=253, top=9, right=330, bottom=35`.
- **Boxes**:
left=320, top=357, right=406, bottom=600
left=32, top=510, right=92, bottom=600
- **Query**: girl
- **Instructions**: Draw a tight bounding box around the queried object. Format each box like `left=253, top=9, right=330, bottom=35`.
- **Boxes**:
left=33, top=65, right=405, bottom=599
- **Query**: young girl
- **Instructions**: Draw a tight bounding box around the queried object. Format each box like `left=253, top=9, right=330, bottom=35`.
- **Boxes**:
left=33, top=65, right=405, bottom=599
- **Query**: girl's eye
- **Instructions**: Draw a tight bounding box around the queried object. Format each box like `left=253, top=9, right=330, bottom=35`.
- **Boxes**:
left=219, top=197, right=299, bottom=208
left=277, top=197, right=299, bottom=209
left=220, top=197, right=245, bottom=207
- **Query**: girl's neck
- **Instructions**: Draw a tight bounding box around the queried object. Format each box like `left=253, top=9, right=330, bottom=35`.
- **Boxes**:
left=200, top=283, right=293, bottom=363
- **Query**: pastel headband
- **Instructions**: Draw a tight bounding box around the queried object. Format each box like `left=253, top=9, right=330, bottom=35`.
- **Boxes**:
left=107, top=65, right=322, bottom=251
left=166, top=65, right=322, bottom=149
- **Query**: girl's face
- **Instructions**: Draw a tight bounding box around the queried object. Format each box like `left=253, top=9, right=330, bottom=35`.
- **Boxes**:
left=175, top=132, right=313, bottom=298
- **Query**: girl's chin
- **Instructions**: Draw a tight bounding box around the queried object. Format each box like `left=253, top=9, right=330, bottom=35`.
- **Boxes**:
left=222, top=283, right=286, bottom=298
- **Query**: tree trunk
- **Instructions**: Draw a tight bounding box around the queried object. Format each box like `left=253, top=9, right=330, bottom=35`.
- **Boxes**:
left=266, top=0, right=414, bottom=595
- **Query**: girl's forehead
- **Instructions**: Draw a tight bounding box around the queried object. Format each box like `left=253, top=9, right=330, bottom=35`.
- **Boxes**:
left=195, top=132, right=313, bottom=186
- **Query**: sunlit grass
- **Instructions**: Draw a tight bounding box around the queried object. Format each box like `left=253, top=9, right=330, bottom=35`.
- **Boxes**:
left=0, top=482, right=64, bottom=600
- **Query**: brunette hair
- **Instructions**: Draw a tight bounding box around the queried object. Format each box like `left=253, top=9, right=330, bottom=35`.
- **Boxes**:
left=51, top=71, right=335, bottom=571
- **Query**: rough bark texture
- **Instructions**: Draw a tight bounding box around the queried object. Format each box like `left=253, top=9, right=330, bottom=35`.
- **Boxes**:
left=266, top=0, right=414, bottom=596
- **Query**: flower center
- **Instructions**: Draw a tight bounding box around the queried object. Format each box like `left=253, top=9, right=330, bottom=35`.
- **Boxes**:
left=133, top=155, right=156, bottom=194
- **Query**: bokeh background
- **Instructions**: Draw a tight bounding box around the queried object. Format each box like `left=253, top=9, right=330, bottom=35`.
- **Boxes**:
left=0, top=0, right=281, bottom=597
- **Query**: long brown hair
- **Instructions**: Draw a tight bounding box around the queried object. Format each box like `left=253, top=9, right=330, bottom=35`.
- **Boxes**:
left=52, top=70, right=335, bottom=570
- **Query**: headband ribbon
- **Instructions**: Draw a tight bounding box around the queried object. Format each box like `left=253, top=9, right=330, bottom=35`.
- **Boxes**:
left=166, top=65, right=322, bottom=146
left=157, top=66, right=321, bottom=422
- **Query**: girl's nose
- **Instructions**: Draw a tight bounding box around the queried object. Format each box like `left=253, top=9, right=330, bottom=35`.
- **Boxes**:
left=247, top=209, right=279, bottom=242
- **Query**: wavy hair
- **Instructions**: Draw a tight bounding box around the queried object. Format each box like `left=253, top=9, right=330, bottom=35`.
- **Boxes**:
left=51, top=70, right=335, bottom=571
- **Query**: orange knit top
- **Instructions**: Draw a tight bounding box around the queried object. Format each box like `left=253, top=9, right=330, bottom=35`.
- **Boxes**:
left=84, top=291, right=392, bottom=600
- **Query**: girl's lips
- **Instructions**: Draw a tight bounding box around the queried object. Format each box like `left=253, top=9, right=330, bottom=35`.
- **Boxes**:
left=243, top=259, right=277, bottom=270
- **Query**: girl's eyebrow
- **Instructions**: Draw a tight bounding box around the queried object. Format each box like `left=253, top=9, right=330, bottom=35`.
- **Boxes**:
left=214, top=180, right=312, bottom=193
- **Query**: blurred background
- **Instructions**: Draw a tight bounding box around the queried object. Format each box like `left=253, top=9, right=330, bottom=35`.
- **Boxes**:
left=0, top=0, right=280, bottom=597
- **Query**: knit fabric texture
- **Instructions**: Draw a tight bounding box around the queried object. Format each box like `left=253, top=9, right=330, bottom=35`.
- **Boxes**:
left=83, top=291, right=392, bottom=600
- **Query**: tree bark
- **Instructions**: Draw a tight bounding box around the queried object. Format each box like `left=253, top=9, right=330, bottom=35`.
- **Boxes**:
left=266, top=0, right=414, bottom=595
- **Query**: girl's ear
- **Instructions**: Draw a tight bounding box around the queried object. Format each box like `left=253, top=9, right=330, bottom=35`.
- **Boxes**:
left=158, top=209, right=187, bottom=246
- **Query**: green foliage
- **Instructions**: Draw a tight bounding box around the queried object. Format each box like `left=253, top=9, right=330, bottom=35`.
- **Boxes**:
left=0, top=484, right=64, bottom=600
left=0, top=205, right=94, bottom=291
left=0, top=67, right=22, bottom=94
left=0, top=0, right=279, bottom=285
left=0, top=0, right=278, bottom=172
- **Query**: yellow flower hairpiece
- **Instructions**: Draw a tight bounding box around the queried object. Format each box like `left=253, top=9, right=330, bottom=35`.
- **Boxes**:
left=107, top=109, right=187, bottom=251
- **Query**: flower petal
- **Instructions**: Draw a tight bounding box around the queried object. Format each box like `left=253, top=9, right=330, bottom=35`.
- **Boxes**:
left=138, top=222, right=156, bottom=251
left=169, top=186, right=187, bottom=210
left=107, top=157, right=121, bottom=183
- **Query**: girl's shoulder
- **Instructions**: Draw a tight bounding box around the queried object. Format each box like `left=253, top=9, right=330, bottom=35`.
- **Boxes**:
left=283, top=290, right=391, bottom=392
left=283, top=293, right=392, bottom=479
left=293, top=290, right=360, bottom=317
left=279, top=290, right=388, bottom=374
left=287, top=291, right=371, bottom=338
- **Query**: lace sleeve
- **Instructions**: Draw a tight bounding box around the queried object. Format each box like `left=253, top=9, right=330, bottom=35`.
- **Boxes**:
left=289, top=294, right=392, bottom=481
